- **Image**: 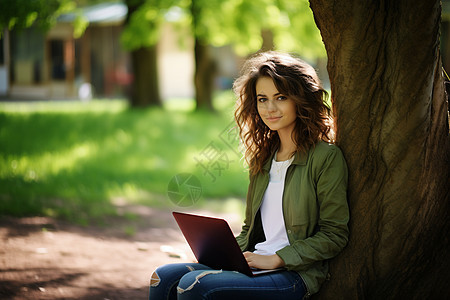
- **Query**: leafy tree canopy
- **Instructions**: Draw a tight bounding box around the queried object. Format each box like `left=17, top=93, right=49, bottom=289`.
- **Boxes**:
left=182, top=0, right=325, bottom=59
left=0, top=0, right=324, bottom=60
left=121, top=0, right=178, bottom=51
left=120, top=0, right=325, bottom=60
left=0, top=0, right=75, bottom=33
left=275, top=0, right=325, bottom=60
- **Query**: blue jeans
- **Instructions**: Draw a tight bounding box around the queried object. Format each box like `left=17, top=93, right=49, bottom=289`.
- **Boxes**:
left=149, top=263, right=306, bottom=300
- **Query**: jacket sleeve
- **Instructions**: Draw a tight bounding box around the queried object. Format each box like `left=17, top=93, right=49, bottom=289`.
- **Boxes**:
left=235, top=213, right=250, bottom=251
left=276, top=145, right=350, bottom=271
left=235, top=174, right=253, bottom=251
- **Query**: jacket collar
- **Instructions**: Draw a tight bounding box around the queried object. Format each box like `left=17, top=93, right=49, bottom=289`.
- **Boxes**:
left=262, top=148, right=308, bottom=171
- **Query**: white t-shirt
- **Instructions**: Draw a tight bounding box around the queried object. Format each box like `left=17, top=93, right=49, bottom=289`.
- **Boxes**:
left=254, top=154, right=294, bottom=256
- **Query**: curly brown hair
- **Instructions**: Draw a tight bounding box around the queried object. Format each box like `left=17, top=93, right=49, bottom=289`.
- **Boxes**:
left=234, top=51, right=333, bottom=175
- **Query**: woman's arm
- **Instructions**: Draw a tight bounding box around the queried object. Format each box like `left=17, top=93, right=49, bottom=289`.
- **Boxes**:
left=276, top=146, right=350, bottom=271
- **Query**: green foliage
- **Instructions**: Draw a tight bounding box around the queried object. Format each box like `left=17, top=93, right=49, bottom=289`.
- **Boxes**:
left=222, top=0, right=282, bottom=55
left=167, top=0, right=270, bottom=55
left=169, top=0, right=325, bottom=58
left=72, top=12, right=89, bottom=38
left=275, top=0, right=326, bottom=60
left=0, top=0, right=75, bottom=33
left=0, top=96, right=248, bottom=223
left=121, top=0, right=178, bottom=50
left=223, top=0, right=326, bottom=58
left=0, top=0, right=324, bottom=60
left=121, top=0, right=324, bottom=59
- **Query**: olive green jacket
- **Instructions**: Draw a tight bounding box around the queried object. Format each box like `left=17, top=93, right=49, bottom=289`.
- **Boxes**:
left=236, top=141, right=349, bottom=296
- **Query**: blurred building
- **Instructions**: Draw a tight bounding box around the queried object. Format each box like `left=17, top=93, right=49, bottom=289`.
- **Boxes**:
left=0, top=2, right=132, bottom=100
left=0, top=2, right=240, bottom=101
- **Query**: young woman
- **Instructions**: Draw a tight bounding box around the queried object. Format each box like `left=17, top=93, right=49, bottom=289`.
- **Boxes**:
left=149, top=51, right=349, bottom=299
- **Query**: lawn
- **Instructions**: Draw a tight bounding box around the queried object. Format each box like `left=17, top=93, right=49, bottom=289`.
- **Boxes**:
left=0, top=93, right=248, bottom=224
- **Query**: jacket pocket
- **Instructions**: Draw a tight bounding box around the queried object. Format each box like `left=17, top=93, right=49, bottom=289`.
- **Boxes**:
left=285, top=193, right=318, bottom=227
left=287, top=221, right=317, bottom=241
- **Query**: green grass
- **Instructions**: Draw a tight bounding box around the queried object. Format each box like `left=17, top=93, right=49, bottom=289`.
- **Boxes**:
left=0, top=93, right=248, bottom=224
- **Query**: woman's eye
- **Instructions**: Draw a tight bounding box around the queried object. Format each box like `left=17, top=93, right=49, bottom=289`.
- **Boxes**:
left=257, top=97, right=267, bottom=103
left=277, top=95, right=287, bottom=101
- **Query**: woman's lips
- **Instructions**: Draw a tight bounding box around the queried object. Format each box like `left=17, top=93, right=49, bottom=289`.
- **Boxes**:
left=266, top=116, right=282, bottom=122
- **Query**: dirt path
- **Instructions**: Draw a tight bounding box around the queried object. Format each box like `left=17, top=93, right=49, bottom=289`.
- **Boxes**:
left=0, top=205, right=242, bottom=299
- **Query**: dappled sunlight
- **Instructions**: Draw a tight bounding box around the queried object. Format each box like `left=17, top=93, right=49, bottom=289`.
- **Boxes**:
left=201, top=197, right=245, bottom=217
left=46, top=143, right=98, bottom=175
left=0, top=99, right=250, bottom=297
left=0, top=97, right=248, bottom=221
left=180, top=146, right=206, bottom=171
left=187, top=197, right=246, bottom=233
left=163, top=98, right=196, bottom=111
left=0, top=100, right=127, bottom=114
left=0, top=142, right=98, bottom=181
left=107, top=182, right=158, bottom=205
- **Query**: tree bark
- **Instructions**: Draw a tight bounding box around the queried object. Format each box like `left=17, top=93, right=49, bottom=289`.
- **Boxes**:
left=260, top=28, right=274, bottom=52
left=309, top=0, right=450, bottom=299
left=193, top=38, right=215, bottom=111
left=125, top=0, right=161, bottom=108
left=190, top=0, right=215, bottom=111
left=129, top=45, right=161, bottom=107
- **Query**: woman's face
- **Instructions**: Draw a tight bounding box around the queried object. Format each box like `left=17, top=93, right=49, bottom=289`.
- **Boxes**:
left=256, top=76, right=297, bottom=134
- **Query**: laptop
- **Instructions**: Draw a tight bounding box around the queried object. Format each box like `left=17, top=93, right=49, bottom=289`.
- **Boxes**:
left=172, top=211, right=284, bottom=276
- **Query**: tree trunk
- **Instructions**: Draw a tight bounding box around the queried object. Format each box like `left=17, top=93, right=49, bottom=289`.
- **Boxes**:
left=309, top=0, right=450, bottom=299
left=125, top=0, right=161, bottom=108
left=260, top=28, right=274, bottom=52
left=129, top=45, right=161, bottom=107
left=193, top=38, right=215, bottom=111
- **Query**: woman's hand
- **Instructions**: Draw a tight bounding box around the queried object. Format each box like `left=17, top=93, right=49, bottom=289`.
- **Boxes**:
left=243, top=252, right=285, bottom=270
